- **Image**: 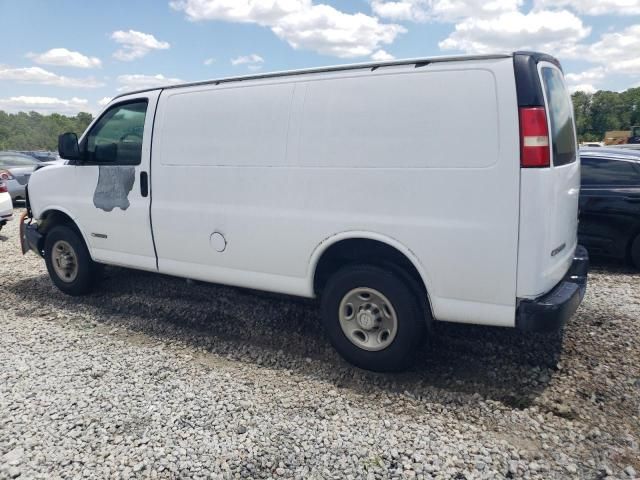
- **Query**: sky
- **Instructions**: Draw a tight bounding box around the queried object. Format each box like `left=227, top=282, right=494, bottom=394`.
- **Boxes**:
left=0, top=0, right=639, bottom=115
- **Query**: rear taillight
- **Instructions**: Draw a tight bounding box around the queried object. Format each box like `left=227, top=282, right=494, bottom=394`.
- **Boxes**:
left=0, top=169, right=14, bottom=181
left=0, top=181, right=7, bottom=193
left=520, top=107, right=550, bottom=168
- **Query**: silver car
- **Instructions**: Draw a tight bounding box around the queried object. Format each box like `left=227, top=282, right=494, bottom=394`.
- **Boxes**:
left=0, top=152, right=41, bottom=203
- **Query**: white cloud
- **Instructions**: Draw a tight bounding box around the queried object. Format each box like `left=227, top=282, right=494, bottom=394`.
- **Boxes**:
left=111, top=30, right=170, bottom=61
left=580, top=25, right=640, bottom=75
left=371, top=49, right=395, bottom=61
left=117, top=73, right=183, bottom=92
left=371, top=0, right=523, bottom=22
left=609, top=57, right=640, bottom=75
left=555, top=25, right=640, bottom=84
left=370, top=1, right=640, bottom=92
left=231, top=54, right=264, bottom=70
left=171, top=0, right=405, bottom=58
left=203, top=57, right=215, bottom=65
left=170, top=0, right=304, bottom=23
left=534, top=0, right=640, bottom=16
left=231, top=53, right=264, bottom=66
left=438, top=9, right=590, bottom=54
left=371, top=1, right=638, bottom=92
left=371, top=0, right=428, bottom=22
left=0, top=96, right=90, bottom=114
left=0, top=65, right=104, bottom=88
left=568, top=83, right=597, bottom=94
left=98, top=97, right=112, bottom=107
left=565, top=67, right=606, bottom=86
left=274, top=4, right=404, bottom=57
left=27, top=48, right=102, bottom=69
left=564, top=69, right=602, bottom=95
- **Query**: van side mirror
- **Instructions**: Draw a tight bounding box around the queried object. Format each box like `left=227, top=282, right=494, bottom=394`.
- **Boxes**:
left=58, top=132, right=80, bottom=160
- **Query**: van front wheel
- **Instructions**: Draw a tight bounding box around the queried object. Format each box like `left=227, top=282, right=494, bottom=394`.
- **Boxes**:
left=44, top=225, right=101, bottom=296
left=321, top=265, right=426, bottom=372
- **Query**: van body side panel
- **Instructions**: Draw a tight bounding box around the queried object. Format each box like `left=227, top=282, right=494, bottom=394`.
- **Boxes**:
left=151, top=58, right=521, bottom=326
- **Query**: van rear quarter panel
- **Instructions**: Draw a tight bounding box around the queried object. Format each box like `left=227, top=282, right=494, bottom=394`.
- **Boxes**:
left=151, top=57, right=521, bottom=326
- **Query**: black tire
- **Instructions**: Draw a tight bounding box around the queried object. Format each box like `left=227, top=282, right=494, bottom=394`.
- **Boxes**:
left=631, top=234, right=640, bottom=270
left=44, top=225, right=101, bottom=295
left=320, top=264, right=427, bottom=372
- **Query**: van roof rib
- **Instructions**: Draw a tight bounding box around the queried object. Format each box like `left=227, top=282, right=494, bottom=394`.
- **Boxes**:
left=112, top=53, right=515, bottom=100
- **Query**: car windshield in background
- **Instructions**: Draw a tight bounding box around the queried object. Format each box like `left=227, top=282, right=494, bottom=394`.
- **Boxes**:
left=541, top=67, right=577, bottom=166
left=0, top=153, right=39, bottom=167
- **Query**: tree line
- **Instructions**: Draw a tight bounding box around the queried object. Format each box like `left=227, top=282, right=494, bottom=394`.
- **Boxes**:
left=0, top=87, right=639, bottom=150
left=572, top=87, right=640, bottom=142
left=0, top=111, right=93, bottom=151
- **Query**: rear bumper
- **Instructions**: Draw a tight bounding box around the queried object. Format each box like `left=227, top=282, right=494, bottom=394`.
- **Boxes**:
left=516, top=245, right=589, bottom=332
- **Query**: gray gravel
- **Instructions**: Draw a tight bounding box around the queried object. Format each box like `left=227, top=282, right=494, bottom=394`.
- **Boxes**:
left=1, top=209, right=639, bottom=479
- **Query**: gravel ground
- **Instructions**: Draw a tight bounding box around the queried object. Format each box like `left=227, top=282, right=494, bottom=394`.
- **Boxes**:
left=1, top=209, right=639, bottom=480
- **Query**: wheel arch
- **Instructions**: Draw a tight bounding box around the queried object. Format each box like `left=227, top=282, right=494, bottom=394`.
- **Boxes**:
left=309, top=232, right=434, bottom=316
left=37, top=207, right=93, bottom=259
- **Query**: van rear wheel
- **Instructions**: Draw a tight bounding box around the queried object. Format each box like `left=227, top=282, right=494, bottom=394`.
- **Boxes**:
left=44, top=225, right=101, bottom=296
left=320, top=265, right=426, bottom=372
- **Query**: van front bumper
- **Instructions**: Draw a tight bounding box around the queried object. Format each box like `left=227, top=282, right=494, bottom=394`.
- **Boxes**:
left=20, top=213, right=44, bottom=257
left=516, top=245, right=589, bottom=332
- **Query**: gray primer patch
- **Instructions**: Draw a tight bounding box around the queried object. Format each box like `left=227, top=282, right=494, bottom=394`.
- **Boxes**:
left=93, top=166, right=136, bottom=212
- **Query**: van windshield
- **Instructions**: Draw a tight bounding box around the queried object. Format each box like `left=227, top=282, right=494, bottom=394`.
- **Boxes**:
left=541, top=67, right=577, bottom=166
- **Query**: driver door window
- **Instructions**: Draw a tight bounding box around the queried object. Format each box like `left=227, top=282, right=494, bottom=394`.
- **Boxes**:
left=84, top=100, right=148, bottom=165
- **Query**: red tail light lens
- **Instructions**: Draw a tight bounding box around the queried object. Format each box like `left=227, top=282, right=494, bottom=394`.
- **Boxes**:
left=0, top=181, right=7, bottom=193
left=0, top=169, right=14, bottom=181
left=520, top=107, right=550, bottom=168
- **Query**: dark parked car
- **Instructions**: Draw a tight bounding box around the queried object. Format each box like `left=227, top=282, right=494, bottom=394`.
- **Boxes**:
left=579, top=147, right=640, bottom=268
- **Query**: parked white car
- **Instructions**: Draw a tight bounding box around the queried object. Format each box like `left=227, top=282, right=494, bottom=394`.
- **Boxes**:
left=22, top=51, right=588, bottom=371
left=0, top=181, right=13, bottom=231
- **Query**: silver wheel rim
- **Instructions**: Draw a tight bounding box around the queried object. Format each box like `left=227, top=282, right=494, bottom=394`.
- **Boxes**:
left=338, top=287, right=398, bottom=352
left=51, top=240, right=79, bottom=283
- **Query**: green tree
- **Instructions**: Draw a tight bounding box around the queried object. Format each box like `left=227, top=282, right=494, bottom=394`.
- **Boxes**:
left=571, top=87, right=640, bottom=143
left=571, top=91, right=592, bottom=140
left=0, top=111, right=93, bottom=151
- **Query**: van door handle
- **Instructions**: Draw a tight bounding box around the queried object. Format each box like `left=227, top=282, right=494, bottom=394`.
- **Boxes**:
left=140, top=171, right=149, bottom=197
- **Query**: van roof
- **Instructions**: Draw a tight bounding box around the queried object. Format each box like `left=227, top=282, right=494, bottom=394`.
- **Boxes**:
left=112, top=52, right=533, bottom=101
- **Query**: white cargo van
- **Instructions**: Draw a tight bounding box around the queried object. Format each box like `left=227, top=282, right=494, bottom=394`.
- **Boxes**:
left=22, top=51, right=588, bottom=371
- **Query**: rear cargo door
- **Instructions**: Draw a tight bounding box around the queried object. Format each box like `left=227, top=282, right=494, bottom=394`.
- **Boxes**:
left=539, top=62, right=580, bottom=281
left=517, top=60, right=580, bottom=298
